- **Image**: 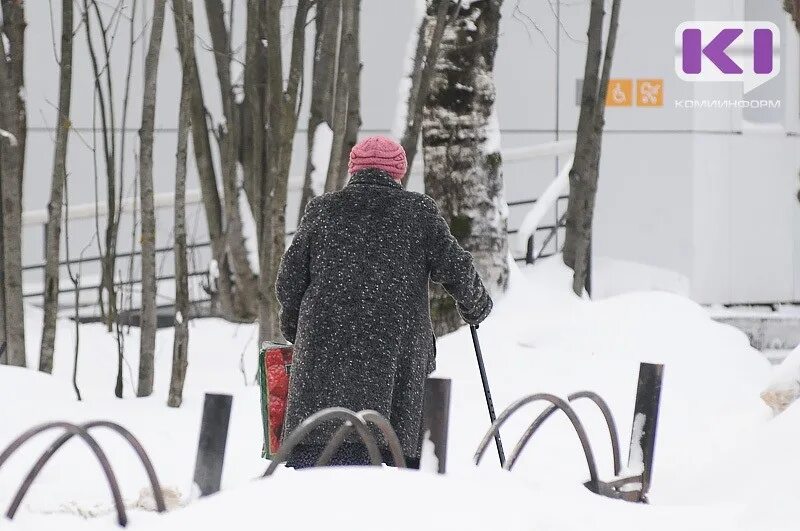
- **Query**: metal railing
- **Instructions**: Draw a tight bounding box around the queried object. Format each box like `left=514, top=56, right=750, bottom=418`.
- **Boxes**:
left=19, top=141, right=577, bottom=321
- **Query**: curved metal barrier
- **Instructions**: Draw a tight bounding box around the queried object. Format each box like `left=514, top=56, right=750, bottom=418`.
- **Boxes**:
left=473, top=393, right=600, bottom=489
left=7, top=421, right=167, bottom=520
left=263, top=408, right=383, bottom=477
left=505, top=391, right=621, bottom=474
left=317, top=410, right=406, bottom=468
left=0, top=422, right=128, bottom=526
left=473, top=363, right=664, bottom=503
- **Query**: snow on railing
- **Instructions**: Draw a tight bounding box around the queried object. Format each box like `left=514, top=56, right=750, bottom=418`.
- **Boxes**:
left=22, top=140, right=576, bottom=230
left=515, top=153, right=574, bottom=255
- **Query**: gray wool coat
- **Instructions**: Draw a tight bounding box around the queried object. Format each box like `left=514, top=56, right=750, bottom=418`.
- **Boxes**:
left=275, top=168, right=493, bottom=457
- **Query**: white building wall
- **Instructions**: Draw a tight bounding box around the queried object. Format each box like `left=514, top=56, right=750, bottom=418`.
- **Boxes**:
left=18, top=0, right=800, bottom=306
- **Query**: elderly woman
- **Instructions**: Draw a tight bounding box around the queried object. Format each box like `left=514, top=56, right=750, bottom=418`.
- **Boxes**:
left=275, top=136, right=493, bottom=468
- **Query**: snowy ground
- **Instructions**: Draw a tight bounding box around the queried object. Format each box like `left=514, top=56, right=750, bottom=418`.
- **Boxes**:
left=2, top=256, right=797, bottom=530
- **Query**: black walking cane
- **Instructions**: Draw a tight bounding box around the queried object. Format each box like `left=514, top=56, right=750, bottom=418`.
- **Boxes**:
left=470, top=324, right=505, bottom=466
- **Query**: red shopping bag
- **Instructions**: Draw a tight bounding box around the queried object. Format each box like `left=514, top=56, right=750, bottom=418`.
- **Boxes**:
left=258, top=341, right=293, bottom=459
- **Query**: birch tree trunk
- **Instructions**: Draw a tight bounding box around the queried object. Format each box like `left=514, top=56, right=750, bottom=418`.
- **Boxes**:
left=169, top=0, right=193, bottom=409
left=39, top=0, right=74, bottom=374
left=299, top=1, right=339, bottom=220
left=563, top=0, right=621, bottom=296
left=422, top=0, right=508, bottom=336
left=399, top=0, right=452, bottom=187
left=0, top=0, right=26, bottom=367
left=137, top=0, right=167, bottom=397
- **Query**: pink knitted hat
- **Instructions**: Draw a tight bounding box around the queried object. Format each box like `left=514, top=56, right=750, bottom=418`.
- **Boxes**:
left=348, top=136, right=407, bottom=181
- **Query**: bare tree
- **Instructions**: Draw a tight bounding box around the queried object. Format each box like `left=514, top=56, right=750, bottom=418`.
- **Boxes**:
left=340, top=1, right=361, bottom=184
left=324, top=0, right=359, bottom=192
left=40, top=0, right=75, bottom=374
left=298, top=0, right=340, bottom=220
left=422, top=0, right=508, bottom=336
left=169, top=0, right=193, bottom=408
left=399, top=0, right=456, bottom=187
left=562, top=0, right=621, bottom=296
left=137, top=0, right=167, bottom=397
left=63, top=173, right=88, bottom=401
left=174, top=0, right=254, bottom=323
left=204, top=0, right=258, bottom=320
left=0, top=0, right=27, bottom=367
left=82, top=0, right=121, bottom=330
left=256, top=0, right=312, bottom=343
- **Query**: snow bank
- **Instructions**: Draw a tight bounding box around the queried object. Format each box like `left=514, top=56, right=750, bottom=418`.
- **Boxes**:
left=1, top=255, right=790, bottom=531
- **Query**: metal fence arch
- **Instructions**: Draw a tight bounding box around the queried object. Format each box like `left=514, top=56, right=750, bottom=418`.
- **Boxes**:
left=263, top=408, right=383, bottom=477
left=473, top=393, right=600, bottom=489
left=317, top=410, right=406, bottom=468
left=0, top=422, right=128, bottom=526
left=6, top=421, right=167, bottom=521
left=505, top=391, right=621, bottom=474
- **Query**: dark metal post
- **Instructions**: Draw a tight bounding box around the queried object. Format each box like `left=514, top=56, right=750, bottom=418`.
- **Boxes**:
left=422, top=377, right=451, bottom=473
left=470, top=325, right=506, bottom=466
left=628, top=363, right=664, bottom=500
left=193, top=393, right=233, bottom=496
left=526, top=235, right=535, bottom=264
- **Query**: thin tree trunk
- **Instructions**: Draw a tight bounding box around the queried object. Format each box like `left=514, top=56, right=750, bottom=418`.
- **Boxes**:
left=258, top=0, right=311, bottom=343
left=324, top=0, right=356, bottom=193
left=0, top=1, right=26, bottom=367
left=422, top=0, right=508, bottom=337
left=2, top=0, right=26, bottom=200
left=563, top=0, right=621, bottom=296
left=340, top=0, right=361, bottom=182
left=137, top=0, right=167, bottom=397
left=40, top=0, right=74, bottom=374
left=299, top=1, right=339, bottom=221
left=242, top=0, right=264, bottom=220
left=400, top=0, right=453, bottom=187
left=570, top=0, right=620, bottom=296
left=63, top=172, right=82, bottom=400
left=205, top=0, right=258, bottom=321
left=173, top=0, right=239, bottom=321
left=87, top=0, right=120, bottom=332
left=169, top=0, right=193, bottom=409
left=0, top=189, right=5, bottom=365
left=563, top=0, right=603, bottom=272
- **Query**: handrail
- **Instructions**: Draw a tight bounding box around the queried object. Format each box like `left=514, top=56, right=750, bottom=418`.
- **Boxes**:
left=22, top=141, right=577, bottom=227
left=516, top=154, right=574, bottom=255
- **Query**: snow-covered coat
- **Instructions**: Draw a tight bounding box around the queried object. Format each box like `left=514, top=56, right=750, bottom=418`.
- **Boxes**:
left=275, top=168, right=493, bottom=457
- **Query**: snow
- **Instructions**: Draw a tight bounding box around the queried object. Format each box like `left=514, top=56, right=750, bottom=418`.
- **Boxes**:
left=761, top=345, right=800, bottom=414
left=2, top=255, right=793, bottom=530
left=484, top=103, right=501, bottom=154
left=0, top=127, right=19, bottom=146
left=310, top=124, right=333, bottom=197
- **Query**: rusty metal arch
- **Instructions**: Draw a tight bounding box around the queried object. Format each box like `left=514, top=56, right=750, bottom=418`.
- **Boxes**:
left=263, top=408, right=382, bottom=477
left=505, top=391, right=621, bottom=474
left=7, top=420, right=167, bottom=520
left=0, top=422, right=127, bottom=526
left=317, top=410, right=406, bottom=468
left=473, top=393, right=600, bottom=489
